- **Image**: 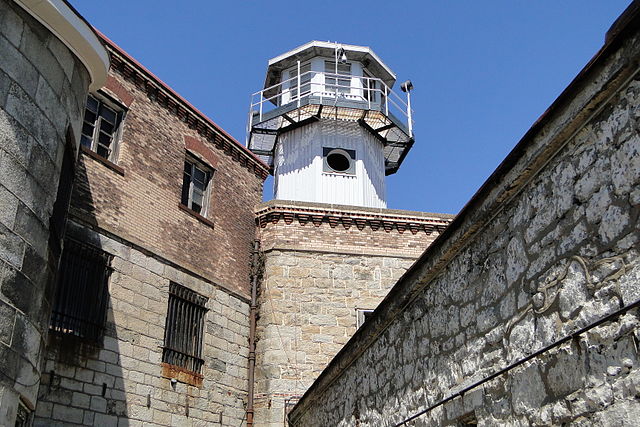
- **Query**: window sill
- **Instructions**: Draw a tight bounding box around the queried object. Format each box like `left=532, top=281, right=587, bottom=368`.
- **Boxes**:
left=322, top=171, right=356, bottom=177
left=178, top=204, right=214, bottom=229
left=161, top=362, right=203, bottom=387
left=80, top=145, right=125, bottom=176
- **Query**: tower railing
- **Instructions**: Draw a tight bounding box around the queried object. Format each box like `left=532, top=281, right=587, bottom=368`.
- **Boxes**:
left=247, top=70, right=414, bottom=141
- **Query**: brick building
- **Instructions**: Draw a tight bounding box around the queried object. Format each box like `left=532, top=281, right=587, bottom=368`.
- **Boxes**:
left=0, top=1, right=453, bottom=426
left=4, top=1, right=638, bottom=426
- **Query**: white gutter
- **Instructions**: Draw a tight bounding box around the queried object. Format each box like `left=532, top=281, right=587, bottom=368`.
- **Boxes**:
left=13, top=0, right=109, bottom=90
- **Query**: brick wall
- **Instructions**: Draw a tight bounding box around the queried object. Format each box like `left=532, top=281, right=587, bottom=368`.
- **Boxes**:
left=32, top=37, right=267, bottom=426
left=70, top=46, right=266, bottom=299
left=256, top=200, right=453, bottom=258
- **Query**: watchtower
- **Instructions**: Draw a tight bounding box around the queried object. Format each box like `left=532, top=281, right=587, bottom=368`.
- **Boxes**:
left=247, top=41, right=414, bottom=208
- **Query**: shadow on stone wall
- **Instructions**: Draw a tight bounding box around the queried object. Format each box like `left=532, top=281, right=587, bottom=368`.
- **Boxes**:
left=34, top=155, right=130, bottom=426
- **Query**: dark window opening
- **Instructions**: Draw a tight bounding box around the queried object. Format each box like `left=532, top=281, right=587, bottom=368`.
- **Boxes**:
left=327, top=152, right=351, bottom=172
left=356, top=309, right=374, bottom=329
left=181, top=155, right=212, bottom=216
left=162, top=282, right=208, bottom=374
left=323, top=147, right=355, bottom=175
left=50, top=239, right=112, bottom=342
left=48, top=131, right=75, bottom=258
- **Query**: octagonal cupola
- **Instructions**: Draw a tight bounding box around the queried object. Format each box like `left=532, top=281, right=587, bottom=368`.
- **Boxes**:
left=247, top=41, right=414, bottom=208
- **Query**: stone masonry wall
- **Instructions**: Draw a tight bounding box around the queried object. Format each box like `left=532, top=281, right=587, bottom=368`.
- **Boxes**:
left=255, top=202, right=453, bottom=425
left=35, top=222, right=250, bottom=426
left=70, top=45, right=266, bottom=298
left=290, top=12, right=640, bottom=427
left=255, top=250, right=416, bottom=426
left=0, top=1, right=92, bottom=423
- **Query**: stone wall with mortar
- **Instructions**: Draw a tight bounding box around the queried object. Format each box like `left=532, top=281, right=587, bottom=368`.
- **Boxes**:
left=290, top=7, right=640, bottom=427
left=35, top=221, right=250, bottom=426
left=254, top=202, right=454, bottom=425
left=0, top=1, right=94, bottom=423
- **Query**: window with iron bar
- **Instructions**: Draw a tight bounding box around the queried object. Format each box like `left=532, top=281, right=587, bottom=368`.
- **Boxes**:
left=80, top=93, right=125, bottom=162
left=50, top=239, right=113, bottom=342
left=162, top=282, right=208, bottom=374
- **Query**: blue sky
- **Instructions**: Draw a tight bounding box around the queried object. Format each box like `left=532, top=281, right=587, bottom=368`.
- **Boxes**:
left=71, top=1, right=632, bottom=215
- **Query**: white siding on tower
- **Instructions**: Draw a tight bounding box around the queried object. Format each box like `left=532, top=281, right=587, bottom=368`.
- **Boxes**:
left=274, top=119, right=386, bottom=208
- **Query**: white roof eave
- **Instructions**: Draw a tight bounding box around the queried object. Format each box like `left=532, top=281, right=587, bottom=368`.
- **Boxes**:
left=265, top=40, right=396, bottom=87
left=14, top=0, right=109, bottom=91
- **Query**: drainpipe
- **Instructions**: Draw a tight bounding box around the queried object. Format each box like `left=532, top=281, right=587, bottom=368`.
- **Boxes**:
left=247, top=240, right=260, bottom=426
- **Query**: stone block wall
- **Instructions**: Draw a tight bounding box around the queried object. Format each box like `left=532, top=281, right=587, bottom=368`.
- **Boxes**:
left=0, top=1, right=94, bottom=423
left=289, top=7, right=640, bottom=427
left=35, top=222, right=250, bottom=426
left=255, top=201, right=453, bottom=425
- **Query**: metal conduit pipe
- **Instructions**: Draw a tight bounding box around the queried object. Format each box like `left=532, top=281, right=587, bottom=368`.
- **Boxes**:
left=394, top=297, right=640, bottom=426
left=246, top=240, right=261, bottom=426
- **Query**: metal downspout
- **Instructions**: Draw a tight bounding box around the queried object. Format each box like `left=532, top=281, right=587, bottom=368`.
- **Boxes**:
left=247, top=240, right=260, bottom=426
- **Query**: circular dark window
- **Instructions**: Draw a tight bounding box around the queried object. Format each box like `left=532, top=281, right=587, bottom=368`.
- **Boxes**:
left=327, top=151, right=351, bottom=172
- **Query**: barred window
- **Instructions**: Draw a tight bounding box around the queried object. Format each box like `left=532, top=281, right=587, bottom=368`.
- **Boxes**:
left=162, top=282, right=208, bottom=373
left=50, top=240, right=112, bottom=342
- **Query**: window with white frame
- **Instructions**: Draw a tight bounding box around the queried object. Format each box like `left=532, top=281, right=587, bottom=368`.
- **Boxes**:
left=362, top=68, right=378, bottom=102
left=325, top=61, right=351, bottom=94
left=181, top=154, right=213, bottom=216
left=80, top=94, right=125, bottom=161
left=288, top=62, right=312, bottom=101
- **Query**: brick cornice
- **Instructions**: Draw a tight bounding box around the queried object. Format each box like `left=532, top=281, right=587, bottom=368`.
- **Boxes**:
left=98, top=35, right=269, bottom=181
left=255, top=201, right=453, bottom=235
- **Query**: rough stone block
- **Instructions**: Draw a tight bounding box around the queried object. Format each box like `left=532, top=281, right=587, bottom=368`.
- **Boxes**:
left=52, top=404, right=83, bottom=424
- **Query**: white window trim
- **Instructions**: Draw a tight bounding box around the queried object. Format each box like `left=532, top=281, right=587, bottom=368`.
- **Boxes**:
left=81, top=91, right=126, bottom=162
left=182, top=153, right=214, bottom=218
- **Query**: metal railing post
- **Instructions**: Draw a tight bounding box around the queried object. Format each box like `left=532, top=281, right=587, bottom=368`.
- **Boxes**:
left=384, top=85, right=389, bottom=116
left=297, top=60, right=301, bottom=108
left=406, top=91, right=413, bottom=137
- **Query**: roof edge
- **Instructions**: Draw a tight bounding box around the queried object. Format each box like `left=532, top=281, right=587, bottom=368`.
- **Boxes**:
left=255, top=199, right=455, bottom=221
left=14, top=0, right=109, bottom=90
left=94, top=30, right=270, bottom=177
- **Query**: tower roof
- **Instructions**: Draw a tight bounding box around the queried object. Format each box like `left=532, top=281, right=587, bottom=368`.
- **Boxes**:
left=263, top=41, right=397, bottom=92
